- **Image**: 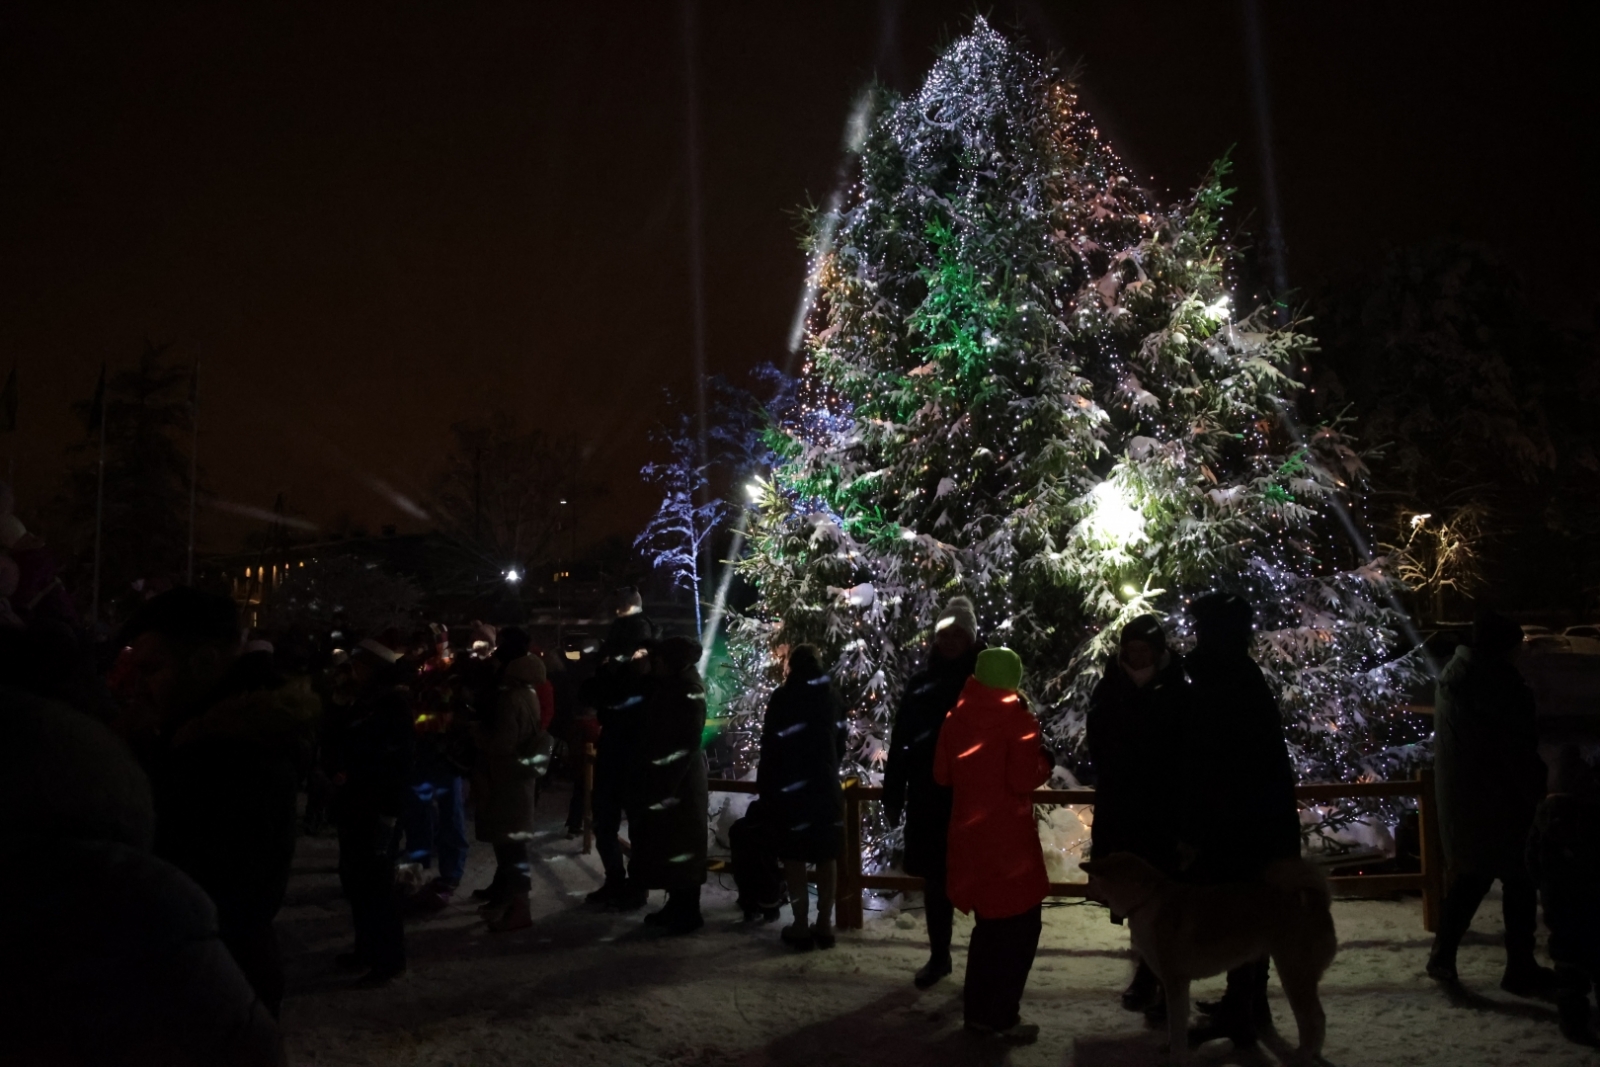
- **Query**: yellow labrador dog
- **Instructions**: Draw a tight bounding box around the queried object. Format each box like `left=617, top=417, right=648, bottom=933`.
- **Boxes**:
left=1081, top=853, right=1337, bottom=1065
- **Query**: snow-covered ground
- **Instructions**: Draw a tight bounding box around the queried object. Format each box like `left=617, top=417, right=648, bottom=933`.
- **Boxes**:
left=278, top=782, right=1598, bottom=1067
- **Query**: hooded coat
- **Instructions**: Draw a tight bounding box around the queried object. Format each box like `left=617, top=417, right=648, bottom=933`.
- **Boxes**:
left=883, top=644, right=981, bottom=878
left=471, top=655, right=546, bottom=842
left=1, top=689, right=285, bottom=1066
left=148, top=663, right=318, bottom=937
left=933, top=676, right=1053, bottom=919
left=327, top=674, right=415, bottom=822
left=1434, top=644, right=1546, bottom=875
left=1086, top=652, right=1186, bottom=870
left=627, top=638, right=708, bottom=890
left=758, top=673, right=846, bottom=864
left=1178, top=645, right=1300, bottom=881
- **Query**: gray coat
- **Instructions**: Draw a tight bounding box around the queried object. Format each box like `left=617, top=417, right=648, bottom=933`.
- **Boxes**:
left=471, top=656, right=545, bottom=843
left=1433, top=645, right=1546, bottom=875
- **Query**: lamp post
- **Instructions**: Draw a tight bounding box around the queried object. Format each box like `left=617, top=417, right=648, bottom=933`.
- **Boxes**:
left=556, top=498, right=569, bottom=649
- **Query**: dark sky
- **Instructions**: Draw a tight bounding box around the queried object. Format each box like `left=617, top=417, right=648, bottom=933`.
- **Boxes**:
left=3, top=2, right=1594, bottom=553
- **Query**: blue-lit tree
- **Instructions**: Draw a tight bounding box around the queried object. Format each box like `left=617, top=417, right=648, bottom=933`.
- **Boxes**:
left=636, top=408, right=724, bottom=635
left=728, top=20, right=1427, bottom=862
left=637, top=372, right=790, bottom=636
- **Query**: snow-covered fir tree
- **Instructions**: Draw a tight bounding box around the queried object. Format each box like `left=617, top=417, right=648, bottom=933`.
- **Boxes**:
left=727, top=20, right=1427, bottom=862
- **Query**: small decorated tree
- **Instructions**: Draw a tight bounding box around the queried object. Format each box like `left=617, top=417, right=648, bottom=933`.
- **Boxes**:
left=728, top=20, right=1426, bottom=866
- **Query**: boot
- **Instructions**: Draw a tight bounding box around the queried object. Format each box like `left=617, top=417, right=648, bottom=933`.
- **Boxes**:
left=1121, top=959, right=1160, bottom=1012
left=478, top=896, right=513, bottom=925
left=660, top=891, right=704, bottom=935
left=1425, top=943, right=1460, bottom=984
left=1189, top=963, right=1264, bottom=1050
left=1501, top=953, right=1560, bottom=998
left=487, top=895, right=532, bottom=933
left=473, top=869, right=508, bottom=903
left=914, top=953, right=953, bottom=989
left=584, top=878, right=626, bottom=906
left=412, top=878, right=455, bottom=912
left=612, top=880, right=648, bottom=911
left=1559, top=994, right=1599, bottom=1046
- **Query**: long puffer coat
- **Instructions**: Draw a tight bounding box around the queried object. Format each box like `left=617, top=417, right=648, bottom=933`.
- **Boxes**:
left=758, top=674, right=846, bottom=864
left=933, top=676, right=1053, bottom=919
left=1, top=689, right=285, bottom=1066
left=471, top=655, right=545, bottom=843
left=882, top=644, right=980, bottom=879
left=627, top=638, right=708, bottom=891
left=1434, top=644, right=1546, bottom=875
left=1086, top=652, right=1186, bottom=871
left=1178, top=646, right=1300, bottom=883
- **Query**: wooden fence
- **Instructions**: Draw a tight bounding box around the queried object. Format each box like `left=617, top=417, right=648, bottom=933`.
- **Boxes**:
left=703, top=769, right=1444, bottom=932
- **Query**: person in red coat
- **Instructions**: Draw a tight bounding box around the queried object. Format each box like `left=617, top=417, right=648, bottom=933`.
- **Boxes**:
left=933, top=646, right=1054, bottom=1045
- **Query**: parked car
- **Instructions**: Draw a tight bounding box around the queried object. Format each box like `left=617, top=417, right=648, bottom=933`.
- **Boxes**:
left=1561, top=625, right=1600, bottom=656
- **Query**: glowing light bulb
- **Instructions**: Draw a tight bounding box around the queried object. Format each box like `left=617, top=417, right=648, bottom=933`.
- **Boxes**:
left=1082, top=479, right=1145, bottom=548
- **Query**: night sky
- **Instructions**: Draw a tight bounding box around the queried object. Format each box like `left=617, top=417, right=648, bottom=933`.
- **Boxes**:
left=3, top=2, right=1593, bottom=552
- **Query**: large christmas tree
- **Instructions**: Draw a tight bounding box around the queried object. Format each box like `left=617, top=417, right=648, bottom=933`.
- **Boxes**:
left=727, top=21, right=1426, bottom=862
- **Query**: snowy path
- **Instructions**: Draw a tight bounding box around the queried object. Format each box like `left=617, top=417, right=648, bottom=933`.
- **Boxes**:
left=278, top=784, right=1598, bottom=1067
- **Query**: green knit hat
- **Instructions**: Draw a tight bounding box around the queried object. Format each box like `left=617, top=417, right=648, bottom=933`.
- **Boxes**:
left=974, top=647, right=1023, bottom=691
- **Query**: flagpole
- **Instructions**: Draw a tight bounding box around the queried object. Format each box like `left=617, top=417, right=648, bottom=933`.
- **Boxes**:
left=91, top=388, right=107, bottom=625
left=186, top=358, right=200, bottom=584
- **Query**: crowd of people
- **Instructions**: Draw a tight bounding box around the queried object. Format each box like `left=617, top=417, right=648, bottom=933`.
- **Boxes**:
left=3, top=472, right=1598, bottom=1058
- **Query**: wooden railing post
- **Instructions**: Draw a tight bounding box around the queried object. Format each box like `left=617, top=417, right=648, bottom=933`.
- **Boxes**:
left=1417, top=765, right=1443, bottom=933
left=836, top=785, right=864, bottom=930
left=581, top=742, right=596, bottom=856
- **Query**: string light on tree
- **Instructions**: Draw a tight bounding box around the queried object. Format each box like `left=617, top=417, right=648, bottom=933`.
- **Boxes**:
left=726, top=19, right=1427, bottom=869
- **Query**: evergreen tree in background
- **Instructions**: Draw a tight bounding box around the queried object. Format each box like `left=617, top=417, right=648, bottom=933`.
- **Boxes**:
left=728, top=20, right=1426, bottom=858
left=1311, top=239, right=1600, bottom=618
left=56, top=342, right=197, bottom=621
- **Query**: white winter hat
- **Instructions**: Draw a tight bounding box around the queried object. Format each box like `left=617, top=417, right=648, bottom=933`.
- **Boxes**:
left=935, top=596, right=978, bottom=641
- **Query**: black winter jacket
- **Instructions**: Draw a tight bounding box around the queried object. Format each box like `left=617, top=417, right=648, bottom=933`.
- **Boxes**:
left=328, top=682, right=415, bottom=822
left=1086, top=653, right=1186, bottom=870
left=1178, top=646, right=1300, bottom=881
left=758, top=675, right=847, bottom=863
left=883, top=645, right=980, bottom=878
left=627, top=653, right=708, bottom=890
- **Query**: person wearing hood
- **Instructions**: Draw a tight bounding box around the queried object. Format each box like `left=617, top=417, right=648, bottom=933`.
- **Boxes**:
left=1087, top=614, right=1187, bottom=1017
left=1177, top=591, right=1300, bottom=1051
left=1526, top=745, right=1600, bottom=1045
left=470, top=640, right=548, bottom=933
left=325, top=635, right=415, bottom=987
left=121, top=589, right=317, bottom=1017
left=933, top=647, right=1054, bottom=1045
left=883, top=595, right=982, bottom=987
left=581, top=630, right=654, bottom=908
left=600, top=587, right=656, bottom=663
left=759, top=643, right=847, bottom=950
left=628, top=636, right=710, bottom=934
left=1, top=689, right=285, bottom=1066
left=1428, top=609, right=1555, bottom=996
